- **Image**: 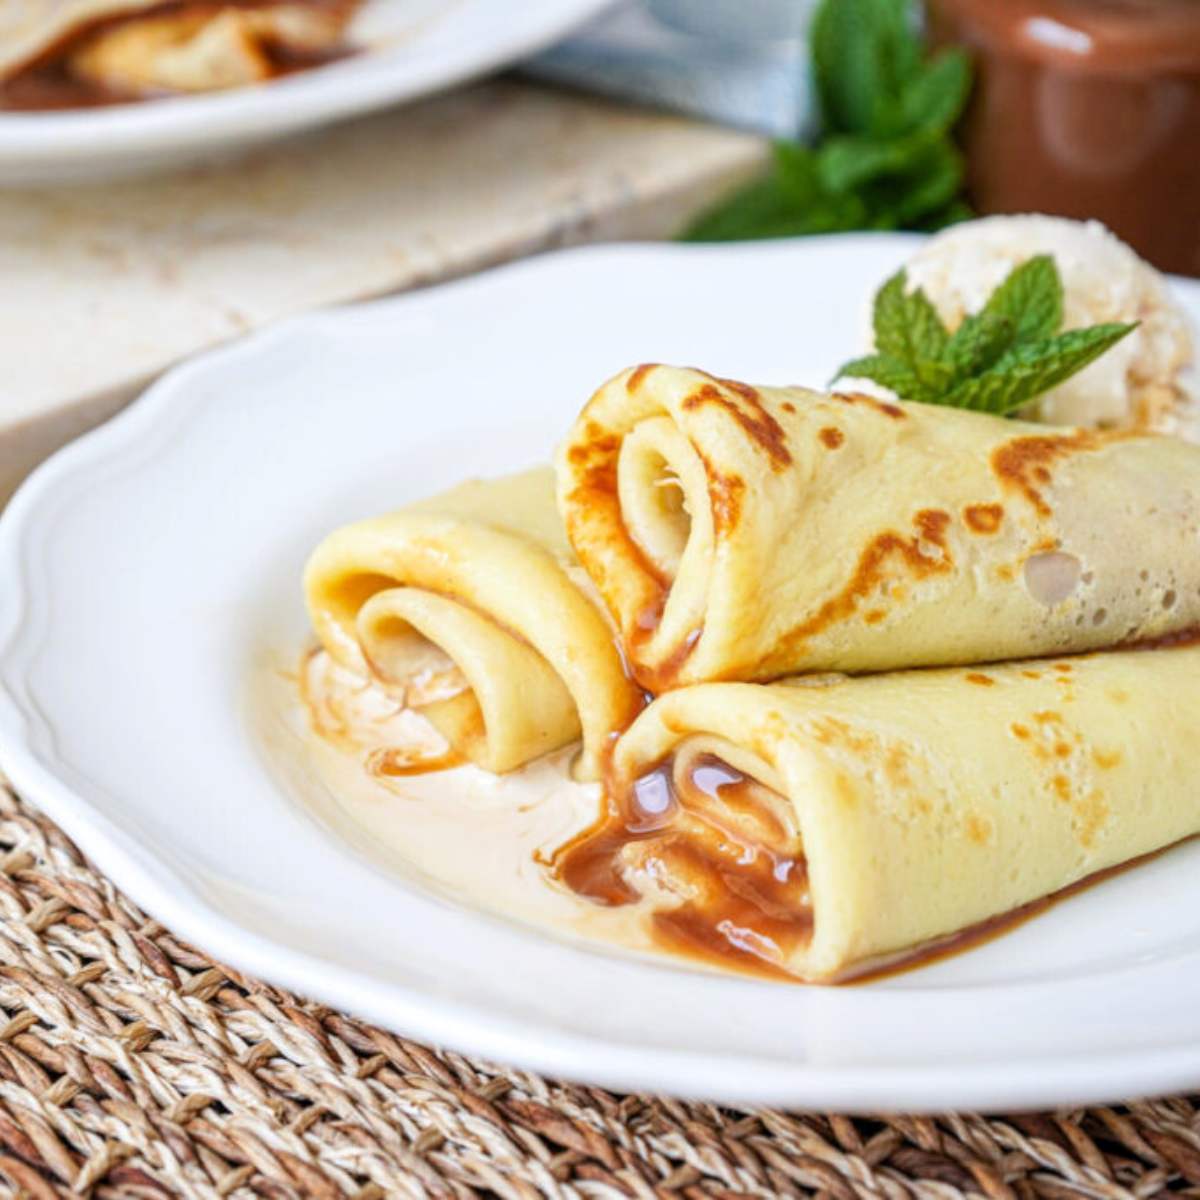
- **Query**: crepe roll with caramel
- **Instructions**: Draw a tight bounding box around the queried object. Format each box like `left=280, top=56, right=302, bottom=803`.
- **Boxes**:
left=556, top=363, right=1200, bottom=688
left=304, top=468, right=642, bottom=780
left=1, top=0, right=359, bottom=106
left=557, top=643, right=1200, bottom=982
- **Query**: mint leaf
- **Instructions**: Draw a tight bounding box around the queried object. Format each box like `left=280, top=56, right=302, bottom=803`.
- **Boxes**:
left=899, top=49, right=971, bottom=136
left=940, top=255, right=1062, bottom=382
left=873, top=271, right=951, bottom=370
left=943, top=309, right=1014, bottom=378
left=973, top=254, right=1063, bottom=344
left=832, top=257, right=1137, bottom=418
left=812, top=0, right=920, bottom=137
left=681, top=180, right=836, bottom=242
left=831, top=354, right=936, bottom=402
left=680, top=180, right=798, bottom=242
left=816, top=129, right=934, bottom=194
left=679, top=0, right=972, bottom=244
left=867, top=140, right=965, bottom=226
left=941, top=324, right=1138, bottom=415
left=682, top=145, right=867, bottom=241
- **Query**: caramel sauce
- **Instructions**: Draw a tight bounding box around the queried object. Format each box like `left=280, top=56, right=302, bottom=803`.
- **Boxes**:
left=557, top=739, right=1197, bottom=986
left=628, top=624, right=702, bottom=694
left=1126, top=625, right=1200, bottom=652
left=366, top=745, right=464, bottom=778
left=300, top=648, right=465, bottom=778
left=556, top=753, right=812, bottom=980
left=1, top=0, right=356, bottom=110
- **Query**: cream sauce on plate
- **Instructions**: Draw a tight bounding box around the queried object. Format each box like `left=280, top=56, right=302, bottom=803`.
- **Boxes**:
left=280, top=651, right=664, bottom=960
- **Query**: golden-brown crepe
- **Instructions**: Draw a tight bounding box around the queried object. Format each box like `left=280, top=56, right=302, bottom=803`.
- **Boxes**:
left=557, top=642, right=1200, bottom=982
left=556, top=363, right=1200, bottom=690
left=303, top=468, right=642, bottom=781
left=1, top=0, right=357, bottom=103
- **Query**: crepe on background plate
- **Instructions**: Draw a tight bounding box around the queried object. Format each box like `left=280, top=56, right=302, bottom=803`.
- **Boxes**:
left=1, top=0, right=359, bottom=102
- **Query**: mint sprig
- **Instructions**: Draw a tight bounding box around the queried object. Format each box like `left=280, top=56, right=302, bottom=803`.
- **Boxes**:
left=833, top=256, right=1137, bottom=416
left=683, top=0, right=971, bottom=242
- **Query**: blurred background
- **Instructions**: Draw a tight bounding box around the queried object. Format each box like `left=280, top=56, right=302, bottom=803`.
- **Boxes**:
left=534, top=0, right=1199, bottom=274
left=1, top=0, right=1197, bottom=499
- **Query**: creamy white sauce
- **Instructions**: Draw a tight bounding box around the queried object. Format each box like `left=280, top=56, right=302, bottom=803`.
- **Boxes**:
left=261, top=651, right=662, bottom=959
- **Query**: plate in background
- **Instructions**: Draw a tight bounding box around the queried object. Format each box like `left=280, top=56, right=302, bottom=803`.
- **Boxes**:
left=2, top=236, right=1200, bottom=1109
left=0, top=0, right=612, bottom=183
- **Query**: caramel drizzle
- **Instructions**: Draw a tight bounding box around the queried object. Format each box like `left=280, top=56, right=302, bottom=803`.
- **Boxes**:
left=366, top=746, right=465, bottom=778
left=555, top=753, right=812, bottom=980
left=556, top=740, right=1199, bottom=986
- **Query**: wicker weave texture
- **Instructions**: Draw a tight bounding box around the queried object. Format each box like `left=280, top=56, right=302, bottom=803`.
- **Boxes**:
left=0, top=784, right=1197, bottom=1199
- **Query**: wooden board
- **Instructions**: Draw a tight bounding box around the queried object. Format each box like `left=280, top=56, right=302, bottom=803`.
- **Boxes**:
left=0, top=78, right=766, bottom=502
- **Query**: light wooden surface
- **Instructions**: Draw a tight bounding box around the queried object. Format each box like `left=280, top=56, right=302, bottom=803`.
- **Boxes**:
left=0, top=78, right=766, bottom=502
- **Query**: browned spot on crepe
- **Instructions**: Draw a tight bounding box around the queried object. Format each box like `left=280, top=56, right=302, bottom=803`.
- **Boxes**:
left=766, top=509, right=953, bottom=666
left=564, top=424, right=668, bottom=616
left=963, top=502, right=1004, bottom=534
left=1073, top=791, right=1110, bottom=847
left=832, top=391, right=906, bottom=419
left=681, top=382, right=792, bottom=470
left=698, top=452, right=746, bottom=536
left=964, top=813, right=993, bottom=845
left=625, top=363, right=657, bottom=393
left=991, top=430, right=1130, bottom=517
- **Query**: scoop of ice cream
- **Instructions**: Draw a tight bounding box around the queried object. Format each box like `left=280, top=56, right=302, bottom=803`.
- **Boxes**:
left=892, top=215, right=1199, bottom=438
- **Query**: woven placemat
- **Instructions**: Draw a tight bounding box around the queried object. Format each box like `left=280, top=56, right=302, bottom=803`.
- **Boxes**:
left=0, top=784, right=1197, bottom=1199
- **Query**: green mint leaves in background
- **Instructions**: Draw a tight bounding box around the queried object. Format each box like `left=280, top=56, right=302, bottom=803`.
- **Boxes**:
left=683, top=0, right=972, bottom=242
left=832, top=256, right=1137, bottom=415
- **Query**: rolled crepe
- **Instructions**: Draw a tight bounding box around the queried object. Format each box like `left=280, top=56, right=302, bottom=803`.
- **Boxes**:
left=556, top=363, right=1200, bottom=689
left=1, top=0, right=356, bottom=97
left=557, top=642, right=1200, bottom=982
left=304, top=468, right=642, bottom=779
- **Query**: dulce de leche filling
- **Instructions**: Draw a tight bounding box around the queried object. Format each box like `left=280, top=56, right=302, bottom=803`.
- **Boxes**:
left=555, top=749, right=813, bottom=978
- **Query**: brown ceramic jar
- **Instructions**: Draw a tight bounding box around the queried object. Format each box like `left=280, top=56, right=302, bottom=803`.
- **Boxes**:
left=927, top=0, right=1200, bottom=276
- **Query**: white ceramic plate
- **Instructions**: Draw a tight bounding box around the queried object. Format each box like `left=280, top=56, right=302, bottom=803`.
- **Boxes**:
left=0, top=0, right=611, bottom=183
left=3, top=236, right=1200, bottom=1111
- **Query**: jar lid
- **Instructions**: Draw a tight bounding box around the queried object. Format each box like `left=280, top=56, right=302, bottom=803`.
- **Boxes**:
left=932, top=0, right=1200, bottom=74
